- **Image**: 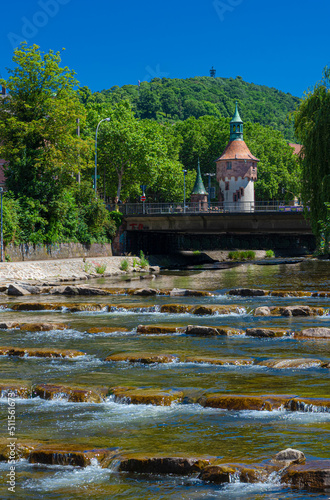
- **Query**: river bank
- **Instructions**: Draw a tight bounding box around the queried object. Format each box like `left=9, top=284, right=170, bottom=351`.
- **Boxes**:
left=0, top=252, right=308, bottom=284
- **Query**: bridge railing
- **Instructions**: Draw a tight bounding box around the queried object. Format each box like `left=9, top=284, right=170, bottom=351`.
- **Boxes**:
left=108, top=201, right=304, bottom=216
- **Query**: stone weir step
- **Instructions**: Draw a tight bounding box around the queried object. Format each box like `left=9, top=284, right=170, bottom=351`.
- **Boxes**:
left=0, top=441, right=329, bottom=491
left=227, top=288, right=330, bottom=297
left=1, top=382, right=330, bottom=411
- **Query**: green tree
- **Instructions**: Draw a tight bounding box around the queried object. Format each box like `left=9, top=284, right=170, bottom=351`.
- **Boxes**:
left=294, top=67, right=330, bottom=248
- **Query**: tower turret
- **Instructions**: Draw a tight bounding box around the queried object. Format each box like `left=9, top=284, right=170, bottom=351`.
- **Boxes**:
left=230, top=101, right=243, bottom=141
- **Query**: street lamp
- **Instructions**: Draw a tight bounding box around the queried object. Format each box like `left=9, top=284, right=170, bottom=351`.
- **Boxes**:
left=183, top=169, right=187, bottom=213
left=204, top=173, right=216, bottom=211
left=95, top=117, right=110, bottom=195
left=0, top=187, right=3, bottom=262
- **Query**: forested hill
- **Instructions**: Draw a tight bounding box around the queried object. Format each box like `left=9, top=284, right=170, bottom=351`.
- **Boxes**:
left=81, top=76, right=300, bottom=140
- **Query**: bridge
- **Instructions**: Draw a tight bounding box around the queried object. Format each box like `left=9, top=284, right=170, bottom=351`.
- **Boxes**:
left=113, top=202, right=315, bottom=255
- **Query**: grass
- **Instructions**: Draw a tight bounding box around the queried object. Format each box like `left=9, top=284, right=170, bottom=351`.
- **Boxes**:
left=133, top=257, right=139, bottom=268
left=120, top=259, right=129, bottom=271
left=228, top=250, right=256, bottom=261
left=265, top=250, right=275, bottom=258
left=192, top=250, right=201, bottom=255
left=83, top=261, right=92, bottom=273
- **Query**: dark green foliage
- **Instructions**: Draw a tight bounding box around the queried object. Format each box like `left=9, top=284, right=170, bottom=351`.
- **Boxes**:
left=81, top=76, right=300, bottom=141
left=228, top=250, right=256, bottom=261
left=108, top=211, right=124, bottom=229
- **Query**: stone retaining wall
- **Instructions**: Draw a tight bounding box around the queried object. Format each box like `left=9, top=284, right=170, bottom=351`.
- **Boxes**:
left=4, top=242, right=113, bottom=262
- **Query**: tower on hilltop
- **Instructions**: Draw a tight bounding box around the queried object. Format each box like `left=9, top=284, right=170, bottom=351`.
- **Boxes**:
left=216, top=102, right=259, bottom=212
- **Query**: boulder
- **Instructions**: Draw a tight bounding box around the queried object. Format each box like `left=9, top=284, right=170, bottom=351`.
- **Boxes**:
left=105, top=353, right=178, bottom=364
left=132, top=288, right=158, bottom=296
left=296, top=328, right=330, bottom=339
left=119, top=455, right=211, bottom=475
left=7, top=284, right=30, bottom=296
left=254, top=306, right=271, bottom=316
left=50, top=285, right=80, bottom=295
left=281, top=461, right=330, bottom=490
left=228, top=288, right=268, bottom=296
left=111, top=386, right=183, bottom=406
left=0, top=440, right=38, bottom=461
left=273, top=448, right=305, bottom=465
left=246, top=327, right=290, bottom=338
left=33, top=384, right=107, bottom=403
left=136, top=325, right=182, bottom=335
left=259, top=358, right=322, bottom=369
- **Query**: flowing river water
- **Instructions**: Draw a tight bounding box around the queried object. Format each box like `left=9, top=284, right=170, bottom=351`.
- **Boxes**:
left=0, top=259, right=329, bottom=499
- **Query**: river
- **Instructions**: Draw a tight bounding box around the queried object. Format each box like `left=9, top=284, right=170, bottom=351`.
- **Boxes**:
left=0, top=259, right=329, bottom=499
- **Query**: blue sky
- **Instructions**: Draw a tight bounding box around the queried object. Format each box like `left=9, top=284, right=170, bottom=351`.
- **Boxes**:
left=1, top=0, right=329, bottom=97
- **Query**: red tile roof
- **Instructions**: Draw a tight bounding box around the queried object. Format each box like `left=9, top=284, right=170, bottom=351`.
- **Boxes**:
left=216, top=140, right=259, bottom=162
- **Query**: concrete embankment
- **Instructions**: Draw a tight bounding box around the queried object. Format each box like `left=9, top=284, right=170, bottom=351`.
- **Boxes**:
left=0, top=256, right=142, bottom=283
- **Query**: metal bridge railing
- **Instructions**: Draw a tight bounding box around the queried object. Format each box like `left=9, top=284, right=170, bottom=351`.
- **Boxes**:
left=108, top=201, right=304, bottom=216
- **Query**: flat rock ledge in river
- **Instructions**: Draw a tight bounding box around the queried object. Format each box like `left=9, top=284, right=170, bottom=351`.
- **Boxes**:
left=186, top=325, right=243, bottom=336
left=246, top=327, right=291, bottom=338
left=296, top=327, right=330, bottom=339
left=28, top=445, right=118, bottom=468
left=254, top=305, right=325, bottom=317
left=136, top=325, right=185, bottom=334
left=259, top=358, right=322, bottom=369
left=110, top=386, right=184, bottom=406
left=33, top=384, right=107, bottom=403
left=119, top=455, right=211, bottom=475
left=1, top=439, right=329, bottom=491
left=0, top=347, right=85, bottom=358
left=185, top=356, right=253, bottom=365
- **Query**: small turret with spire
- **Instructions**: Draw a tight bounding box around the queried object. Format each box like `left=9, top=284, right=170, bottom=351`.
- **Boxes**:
left=230, top=101, right=243, bottom=141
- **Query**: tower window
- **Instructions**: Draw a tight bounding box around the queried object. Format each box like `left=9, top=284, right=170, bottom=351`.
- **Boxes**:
left=227, top=162, right=232, bottom=170
left=240, top=187, right=244, bottom=197
left=233, top=125, right=236, bottom=132
left=233, top=194, right=237, bottom=202
left=225, top=181, right=229, bottom=191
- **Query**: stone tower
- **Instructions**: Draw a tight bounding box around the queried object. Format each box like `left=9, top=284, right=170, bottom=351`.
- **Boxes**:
left=216, top=102, right=259, bottom=211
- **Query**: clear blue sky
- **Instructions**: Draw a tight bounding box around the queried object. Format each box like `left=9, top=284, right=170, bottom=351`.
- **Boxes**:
left=1, top=0, right=329, bottom=97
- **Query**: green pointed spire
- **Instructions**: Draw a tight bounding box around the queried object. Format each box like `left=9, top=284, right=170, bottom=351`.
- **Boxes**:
left=230, top=101, right=243, bottom=141
left=191, top=158, right=207, bottom=195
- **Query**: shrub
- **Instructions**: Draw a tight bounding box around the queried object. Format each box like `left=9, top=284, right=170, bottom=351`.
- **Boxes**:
left=108, top=211, right=123, bottom=229
left=265, top=250, right=275, bottom=258
left=133, top=257, right=139, bottom=268
left=120, top=259, right=129, bottom=271
left=95, top=262, right=107, bottom=274
left=228, top=250, right=256, bottom=261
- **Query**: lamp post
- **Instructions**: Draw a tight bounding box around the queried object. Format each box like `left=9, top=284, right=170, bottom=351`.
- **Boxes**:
left=95, top=117, right=110, bottom=195
left=183, top=169, right=187, bottom=213
left=204, top=173, right=216, bottom=211
left=0, top=187, right=3, bottom=262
